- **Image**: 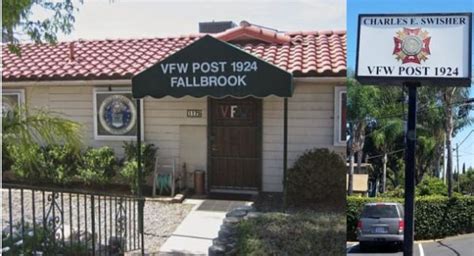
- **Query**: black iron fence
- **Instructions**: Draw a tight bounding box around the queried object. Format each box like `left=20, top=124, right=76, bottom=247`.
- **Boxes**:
left=1, top=183, right=143, bottom=255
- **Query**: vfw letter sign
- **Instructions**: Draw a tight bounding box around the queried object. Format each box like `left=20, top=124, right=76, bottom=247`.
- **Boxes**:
left=356, top=13, right=471, bottom=86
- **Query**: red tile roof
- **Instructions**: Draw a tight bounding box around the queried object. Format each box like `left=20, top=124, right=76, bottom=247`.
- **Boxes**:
left=2, top=23, right=346, bottom=82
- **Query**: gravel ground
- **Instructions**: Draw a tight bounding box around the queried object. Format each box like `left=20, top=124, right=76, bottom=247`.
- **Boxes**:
left=2, top=188, right=193, bottom=254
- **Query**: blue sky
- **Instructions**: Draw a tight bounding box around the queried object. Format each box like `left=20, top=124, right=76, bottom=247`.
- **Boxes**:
left=347, top=0, right=474, bottom=169
left=32, top=0, right=345, bottom=40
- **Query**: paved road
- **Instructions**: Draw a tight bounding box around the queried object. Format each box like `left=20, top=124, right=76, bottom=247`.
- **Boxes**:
left=347, top=233, right=474, bottom=256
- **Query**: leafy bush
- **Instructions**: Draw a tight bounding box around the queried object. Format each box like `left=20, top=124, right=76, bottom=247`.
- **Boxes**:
left=8, top=144, right=44, bottom=181
left=457, top=170, right=474, bottom=195
left=347, top=196, right=474, bottom=241
left=8, top=144, right=80, bottom=184
left=286, top=148, right=346, bottom=211
left=381, top=186, right=405, bottom=198
left=77, top=146, right=117, bottom=185
left=42, top=144, right=81, bottom=184
left=416, top=176, right=448, bottom=196
left=2, top=221, right=89, bottom=255
left=122, top=141, right=158, bottom=177
left=2, top=142, right=14, bottom=172
left=120, top=160, right=139, bottom=194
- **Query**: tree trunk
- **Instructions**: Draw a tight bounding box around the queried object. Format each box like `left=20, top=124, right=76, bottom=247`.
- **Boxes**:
left=357, top=150, right=363, bottom=176
left=443, top=136, right=447, bottom=183
left=382, top=153, right=387, bottom=193
left=434, top=146, right=442, bottom=177
left=444, top=88, right=455, bottom=197
left=375, top=178, right=379, bottom=197
left=446, top=132, right=453, bottom=197
left=354, top=122, right=366, bottom=177
left=348, top=150, right=355, bottom=195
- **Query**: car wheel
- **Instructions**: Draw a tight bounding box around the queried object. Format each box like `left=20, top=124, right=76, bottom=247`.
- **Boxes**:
left=359, top=242, right=368, bottom=252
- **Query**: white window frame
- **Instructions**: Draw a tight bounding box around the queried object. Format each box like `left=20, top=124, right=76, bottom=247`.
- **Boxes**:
left=333, top=86, right=347, bottom=146
left=93, top=88, right=144, bottom=141
left=2, top=88, right=25, bottom=113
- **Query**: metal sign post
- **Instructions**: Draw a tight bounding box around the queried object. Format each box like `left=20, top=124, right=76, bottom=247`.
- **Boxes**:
left=403, top=82, right=418, bottom=256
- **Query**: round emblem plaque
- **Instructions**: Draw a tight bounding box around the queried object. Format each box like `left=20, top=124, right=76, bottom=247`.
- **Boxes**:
left=402, top=35, right=423, bottom=56
left=99, top=94, right=137, bottom=135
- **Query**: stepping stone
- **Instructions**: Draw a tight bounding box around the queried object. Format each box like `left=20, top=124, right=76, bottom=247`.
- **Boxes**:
left=226, top=210, right=247, bottom=218
left=225, top=242, right=237, bottom=251
left=225, top=247, right=238, bottom=256
left=209, top=244, right=226, bottom=256
left=213, top=238, right=226, bottom=246
left=244, top=212, right=262, bottom=220
left=233, top=206, right=255, bottom=212
left=218, top=227, right=235, bottom=238
left=223, top=217, right=241, bottom=226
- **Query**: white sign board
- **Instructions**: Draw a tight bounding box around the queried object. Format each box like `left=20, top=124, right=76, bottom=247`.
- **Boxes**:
left=356, top=13, right=472, bottom=86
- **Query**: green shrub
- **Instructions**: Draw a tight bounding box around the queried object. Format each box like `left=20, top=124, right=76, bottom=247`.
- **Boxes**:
left=416, top=176, right=448, bottom=196
left=286, top=148, right=346, bottom=211
left=9, top=144, right=43, bottom=181
left=2, top=142, right=14, bottom=172
left=77, top=146, right=117, bottom=185
left=42, top=144, right=81, bottom=184
left=346, top=196, right=474, bottom=241
left=457, top=170, right=474, bottom=195
left=122, top=141, right=158, bottom=178
left=381, top=186, right=405, bottom=198
left=9, top=144, right=80, bottom=184
left=2, top=221, right=89, bottom=255
left=120, top=160, right=139, bottom=193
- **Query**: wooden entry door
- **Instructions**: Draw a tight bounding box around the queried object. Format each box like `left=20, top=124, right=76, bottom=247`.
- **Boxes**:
left=209, top=97, right=262, bottom=191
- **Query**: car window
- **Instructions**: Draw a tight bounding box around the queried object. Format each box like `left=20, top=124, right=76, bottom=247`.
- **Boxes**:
left=361, top=205, right=399, bottom=218
left=397, top=205, right=404, bottom=218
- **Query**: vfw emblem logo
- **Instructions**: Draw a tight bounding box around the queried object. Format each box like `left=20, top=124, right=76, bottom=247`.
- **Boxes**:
left=393, top=28, right=431, bottom=64
left=99, top=95, right=136, bottom=135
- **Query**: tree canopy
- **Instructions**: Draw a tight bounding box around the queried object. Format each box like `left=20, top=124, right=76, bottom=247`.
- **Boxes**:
left=348, top=79, right=472, bottom=196
left=2, top=0, right=81, bottom=53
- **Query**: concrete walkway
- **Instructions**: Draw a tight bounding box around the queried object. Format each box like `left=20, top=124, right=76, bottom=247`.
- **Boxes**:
left=158, top=199, right=252, bottom=255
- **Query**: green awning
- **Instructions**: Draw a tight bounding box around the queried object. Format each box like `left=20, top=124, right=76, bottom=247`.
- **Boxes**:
left=132, top=35, right=293, bottom=99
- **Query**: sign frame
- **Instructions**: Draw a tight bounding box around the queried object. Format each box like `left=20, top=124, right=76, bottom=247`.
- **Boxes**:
left=355, top=12, right=472, bottom=87
left=93, top=88, right=144, bottom=141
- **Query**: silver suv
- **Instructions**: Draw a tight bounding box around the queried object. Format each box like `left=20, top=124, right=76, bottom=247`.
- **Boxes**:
left=356, top=202, right=404, bottom=251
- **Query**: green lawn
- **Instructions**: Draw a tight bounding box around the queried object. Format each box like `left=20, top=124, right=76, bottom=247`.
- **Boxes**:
left=236, top=211, right=346, bottom=255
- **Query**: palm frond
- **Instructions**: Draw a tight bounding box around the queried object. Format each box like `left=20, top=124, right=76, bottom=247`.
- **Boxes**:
left=3, top=106, right=82, bottom=154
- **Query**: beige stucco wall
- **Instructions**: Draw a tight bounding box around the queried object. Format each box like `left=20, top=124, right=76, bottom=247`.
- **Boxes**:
left=7, top=79, right=345, bottom=192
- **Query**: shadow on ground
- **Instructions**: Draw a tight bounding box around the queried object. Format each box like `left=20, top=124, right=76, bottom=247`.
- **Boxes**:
left=348, top=243, right=402, bottom=254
